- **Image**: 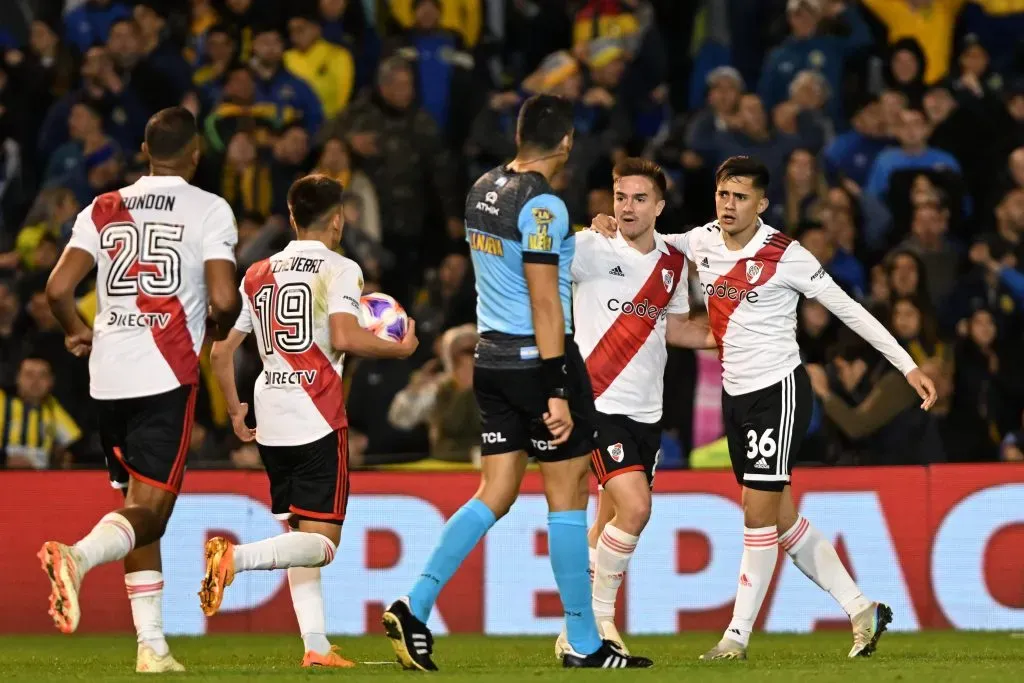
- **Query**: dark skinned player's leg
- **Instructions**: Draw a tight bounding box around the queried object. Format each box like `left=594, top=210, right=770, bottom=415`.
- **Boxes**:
left=122, top=483, right=178, bottom=659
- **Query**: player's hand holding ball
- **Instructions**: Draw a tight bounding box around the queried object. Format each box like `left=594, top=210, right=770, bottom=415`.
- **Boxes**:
left=397, top=320, right=419, bottom=358
left=229, top=402, right=256, bottom=443
left=590, top=213, right=618, bottom=238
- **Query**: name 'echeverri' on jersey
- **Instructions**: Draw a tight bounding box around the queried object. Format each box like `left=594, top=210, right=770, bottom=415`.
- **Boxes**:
left=464, top=166, right=574, bottom=338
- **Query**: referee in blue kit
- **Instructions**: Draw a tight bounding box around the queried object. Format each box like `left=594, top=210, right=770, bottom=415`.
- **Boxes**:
left=382, top=95, right=651, bottom=670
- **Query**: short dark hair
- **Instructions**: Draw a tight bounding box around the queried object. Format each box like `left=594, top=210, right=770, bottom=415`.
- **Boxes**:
left=517, top=94, right=575, bottom=153
left=288, top=174, right=344, bottom=230
left=715, top=155, right=770, bottom=191
left=612, top=157, right=668, bottom=199
left=144, top=107, right=198, bottom=160
left=20, top=354, right=53, bottom=370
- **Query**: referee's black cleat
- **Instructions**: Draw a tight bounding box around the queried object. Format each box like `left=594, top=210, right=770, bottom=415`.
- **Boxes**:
left=382, top=597, right=438, bottom=671
left=562, top=639, right=654, bottom=668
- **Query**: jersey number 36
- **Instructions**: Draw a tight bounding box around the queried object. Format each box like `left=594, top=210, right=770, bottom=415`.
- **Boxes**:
left=745, top=428, right=777, bottom=459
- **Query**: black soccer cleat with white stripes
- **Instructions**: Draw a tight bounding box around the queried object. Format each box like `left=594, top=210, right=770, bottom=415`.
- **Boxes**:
left=381, top=598, right=438, bottom=671
left=561, top=640, right=654, bottom=669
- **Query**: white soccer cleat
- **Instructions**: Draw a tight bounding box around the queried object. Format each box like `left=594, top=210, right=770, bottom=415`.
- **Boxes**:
left=136, top=645, right=186, bottom=673
left=848, top=602, right=893, bottom=658
left=699, top=637, right=748, bottom=661
left=38, top=541, right=83, bottom=634
left=555, top=621, right=630, bottom=659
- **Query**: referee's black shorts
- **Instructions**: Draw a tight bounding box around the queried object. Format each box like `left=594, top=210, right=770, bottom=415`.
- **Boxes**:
left=474, top=339, right=597, bottom=462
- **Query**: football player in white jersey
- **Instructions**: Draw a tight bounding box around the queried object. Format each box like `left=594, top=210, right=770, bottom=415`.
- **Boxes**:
left=554, top=159, right=715, bottom=659
left=199, top=174, right=418, bottom=667
left=592, top=155, right=936, bottom=661
left=39, top=107, right=241, bottom=672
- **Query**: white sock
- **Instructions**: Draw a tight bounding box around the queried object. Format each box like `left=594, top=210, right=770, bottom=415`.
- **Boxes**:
left=592, top=524, right=638, bottom=622
left=125, top=571, right=169, bottom=656
left=724, top=526, right=779, bottom=647
left=73, top=512, right=136, bottom=575
left=289, top=566, right=331, bottom=655
left=233, top=532, right=336, bottom=573
left=588, top=545, right=597, bottom=582
left=779, top=516, right=873, bottom=617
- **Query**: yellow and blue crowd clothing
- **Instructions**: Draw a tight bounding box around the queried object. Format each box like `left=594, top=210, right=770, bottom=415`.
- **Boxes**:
left=0, top=390, right=81, bottom=469
left=284, top=39, right=356, bottom=119
left=388, top=0, right=482, bottom=48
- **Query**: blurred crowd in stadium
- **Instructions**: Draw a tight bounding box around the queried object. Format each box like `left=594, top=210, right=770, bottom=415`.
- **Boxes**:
left=0, top=0, right=1023, bottom=472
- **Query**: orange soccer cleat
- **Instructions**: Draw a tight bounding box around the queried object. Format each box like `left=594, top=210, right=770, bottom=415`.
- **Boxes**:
left=302, top=645, right=356, bottom=668
left=38, top=541, right=83, bottom=634
left=198, top=537, right=236, bottom=617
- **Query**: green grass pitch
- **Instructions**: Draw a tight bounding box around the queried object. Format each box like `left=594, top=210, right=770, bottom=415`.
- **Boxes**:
left=5, top=633, right=1022, bottom=681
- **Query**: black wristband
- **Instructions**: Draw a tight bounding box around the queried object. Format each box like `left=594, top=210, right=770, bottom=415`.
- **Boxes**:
left=541, top=355, right=569, bottom=397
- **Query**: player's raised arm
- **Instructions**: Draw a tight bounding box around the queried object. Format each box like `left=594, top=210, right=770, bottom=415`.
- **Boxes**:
left=328, top=263, right=419, bottom=359
left=521, top=194, right=572, bottom=443
left=46, top=204, right=99, bottom=356
left=783, top=242, right=937, bottom=410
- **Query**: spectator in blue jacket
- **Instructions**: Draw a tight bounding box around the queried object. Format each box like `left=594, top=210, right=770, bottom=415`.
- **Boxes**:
left=758, top=0, right=871, bottom=124
left=250, top=26, right=324, bottom=137
left=64, top=0, right=131, bottom=55
left=865, top=108, right=961, bottom=199
left=684, top=66, right=744, bottom=170
left=133, top=1, right=192, bottom=106
left=823, top=96, right=890, bottom=187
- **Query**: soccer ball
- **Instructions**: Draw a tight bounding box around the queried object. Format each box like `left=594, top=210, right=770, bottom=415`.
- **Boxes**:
left=360, top=293, right=409, bottom=342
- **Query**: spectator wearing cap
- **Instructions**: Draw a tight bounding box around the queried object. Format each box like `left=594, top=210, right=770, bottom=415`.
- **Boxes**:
left=385, top=0, right=475, bottom=141
left=63, top=0, right=132, bottom=55
left=865, top=108, right=961, bottom=199
left=681, top=66, right=744, bottom=171
left=757, top=0, right=872, bottom=124
left=285, top=11, right=356, bottom=119
left=36, top=46, right=148, bottom=166
left=389, top=0, right=481, bottom=49
left=250, top=26, right=324, bottom=137
left=133, top=1, right=193, bottom=106
left=823, top=97, right=889, bottom=187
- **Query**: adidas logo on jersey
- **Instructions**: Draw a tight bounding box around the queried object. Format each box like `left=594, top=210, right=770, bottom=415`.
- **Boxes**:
left=700, top=257, right=709, bottom=268
left=754, top=457, right=770, bottom=470
left=608, top=266, right=625, bottom=277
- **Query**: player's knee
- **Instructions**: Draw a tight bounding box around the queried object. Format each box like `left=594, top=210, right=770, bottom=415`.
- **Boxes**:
left=742, top=498, right=779, bottom=528
left=620, top=498, right=652, bottom=535
left=477, top=488, right=517, bottom=520
left=316, top=535, right=338, bottom=566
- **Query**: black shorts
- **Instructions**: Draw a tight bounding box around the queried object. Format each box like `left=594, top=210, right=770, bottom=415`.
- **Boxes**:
left=589, top=412, right=662, bottom=489
left=474, top=340, right=597, bottom=462
left=258, top=428, right=350, bottom=523
left=99, top=384, right=198, bottom=495
left=723, top=366, right=812, bottom=492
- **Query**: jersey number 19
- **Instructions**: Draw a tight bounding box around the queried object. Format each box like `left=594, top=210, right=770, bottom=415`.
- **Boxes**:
left=253, top=283, right=313, bottom=354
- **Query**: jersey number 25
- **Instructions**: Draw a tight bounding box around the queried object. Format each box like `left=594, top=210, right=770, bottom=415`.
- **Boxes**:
left=101, top=221, right=182, bottom=297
